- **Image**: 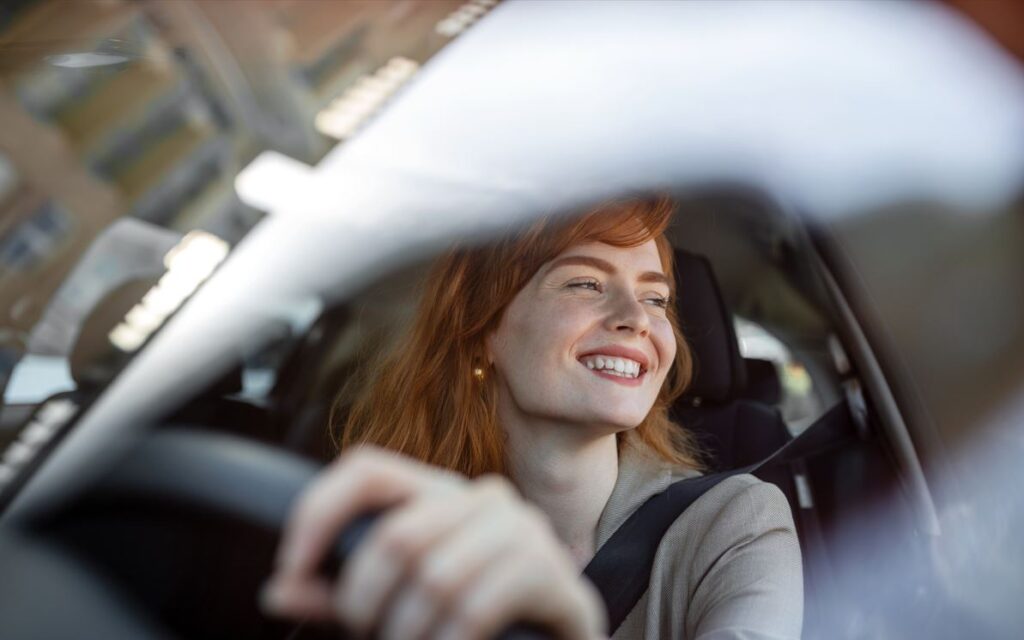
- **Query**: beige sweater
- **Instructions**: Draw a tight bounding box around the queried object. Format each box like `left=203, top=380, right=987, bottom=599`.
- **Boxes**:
left=595, top=444, right=803, bottom=640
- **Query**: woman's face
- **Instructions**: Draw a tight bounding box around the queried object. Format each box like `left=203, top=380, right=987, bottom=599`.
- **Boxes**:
left=486, top=239, right=677, bottom=433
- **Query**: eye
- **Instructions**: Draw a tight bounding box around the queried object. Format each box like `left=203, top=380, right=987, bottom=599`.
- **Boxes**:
left=643, top=294, right=671, bottom=309
left=566, top=278, right=602, bottom=293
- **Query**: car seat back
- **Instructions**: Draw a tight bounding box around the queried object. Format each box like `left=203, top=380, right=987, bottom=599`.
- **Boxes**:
left=670, top=250, right=798, bottom=509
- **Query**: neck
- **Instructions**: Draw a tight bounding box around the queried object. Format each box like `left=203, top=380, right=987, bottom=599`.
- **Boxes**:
left=502, top=413, right=620, bottom=568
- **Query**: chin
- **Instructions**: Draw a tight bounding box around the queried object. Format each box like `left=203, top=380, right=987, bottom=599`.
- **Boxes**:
left=540, top=395, right=654, bottom=431
left=587, top=408, right=650, bottom=431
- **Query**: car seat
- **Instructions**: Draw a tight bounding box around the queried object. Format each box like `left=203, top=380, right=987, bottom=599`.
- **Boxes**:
left=740, top=357, right=783, bottom=405
left=669, top=250, right=800, bottom=518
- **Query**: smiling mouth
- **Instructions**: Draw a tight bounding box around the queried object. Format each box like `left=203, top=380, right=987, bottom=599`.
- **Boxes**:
left=578, top=355, right=647, bottom=383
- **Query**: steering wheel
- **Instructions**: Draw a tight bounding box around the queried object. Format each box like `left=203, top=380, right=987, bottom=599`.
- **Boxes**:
left=2, top=429, right=551, bottom=640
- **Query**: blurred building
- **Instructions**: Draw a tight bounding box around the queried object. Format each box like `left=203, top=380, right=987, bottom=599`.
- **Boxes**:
left=0, top=0, right=492, bottom=380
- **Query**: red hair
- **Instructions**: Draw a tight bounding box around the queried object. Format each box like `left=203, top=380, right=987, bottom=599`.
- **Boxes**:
left=334, top=195, right=702, bottom=476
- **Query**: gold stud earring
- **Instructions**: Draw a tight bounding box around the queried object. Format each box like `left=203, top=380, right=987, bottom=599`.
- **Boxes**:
left=473, top=366, right=485, bottom=382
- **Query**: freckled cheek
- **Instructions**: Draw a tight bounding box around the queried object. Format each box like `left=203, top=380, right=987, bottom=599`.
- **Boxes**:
left=650, top=318, right=677, bottom=375
left=528, top=305, right=592, bottom=349
left=503, top=305, right=590, bottom=378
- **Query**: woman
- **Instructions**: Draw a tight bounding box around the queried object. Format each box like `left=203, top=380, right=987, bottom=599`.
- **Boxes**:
left=262, top=196, right=803, bottom=639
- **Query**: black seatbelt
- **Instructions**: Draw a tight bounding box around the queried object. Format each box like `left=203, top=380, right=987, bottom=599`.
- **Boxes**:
left=583, top=400, right=856, bottom=635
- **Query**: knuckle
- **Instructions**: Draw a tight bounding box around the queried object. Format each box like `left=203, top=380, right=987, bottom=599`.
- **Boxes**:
left=417, top=562, right=460, bottom=605
left=289, top=490, right=320, bottom=526
left=299, top=465, right=367, bottom=516
left=290, top=485, right=334, bottom=532
left=372, top=519, right=422, bottom=562
left=476, top=474, right=517, bottom=501
left=337, top=446, right=380, bottom=472
left=434, top=471, right=468, bottom=494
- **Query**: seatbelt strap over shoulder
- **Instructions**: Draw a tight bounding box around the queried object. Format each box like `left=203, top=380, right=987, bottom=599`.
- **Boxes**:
left=581, top=470, right=737, bottom=632
left=582, top=400, right=855, bottom=635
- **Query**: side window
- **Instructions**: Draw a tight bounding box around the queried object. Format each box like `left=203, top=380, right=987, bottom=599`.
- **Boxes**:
left=734, top=316, right=822, bottom=434
left=2, top=354, right=75, bottom=406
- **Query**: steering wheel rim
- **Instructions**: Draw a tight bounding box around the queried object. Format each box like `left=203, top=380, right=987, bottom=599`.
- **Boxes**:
left=12, top=429, right=550, bottom=640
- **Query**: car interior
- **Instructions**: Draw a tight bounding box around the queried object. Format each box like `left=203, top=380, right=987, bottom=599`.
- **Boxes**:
left=3, top=1, right=1022, bottom=637
left=0, top=185, right=952, bottom=639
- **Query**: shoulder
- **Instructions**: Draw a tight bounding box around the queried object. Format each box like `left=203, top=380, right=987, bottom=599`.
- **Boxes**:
left=651, top=473, right=803, bottom=638
left=656, top=473, right=797, bottom=566
left=689, top=473, right=795, bottom=538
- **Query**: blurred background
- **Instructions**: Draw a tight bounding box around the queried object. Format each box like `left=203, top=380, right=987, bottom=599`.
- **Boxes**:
left=0, top=0, right=496, bottom=415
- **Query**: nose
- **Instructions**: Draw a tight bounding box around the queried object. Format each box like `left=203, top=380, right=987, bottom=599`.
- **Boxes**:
left=603, top=290, right=650, bottom=337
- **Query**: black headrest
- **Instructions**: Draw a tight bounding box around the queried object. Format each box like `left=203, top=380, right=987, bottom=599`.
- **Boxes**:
left=70, top=278, right=159, bottom=390
left=741, top=357, right=782, bottom=405
left=673, top=250, right=746, bottom=403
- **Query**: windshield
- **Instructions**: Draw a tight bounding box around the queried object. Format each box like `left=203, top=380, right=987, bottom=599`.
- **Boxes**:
left=0, top=0, right=472, bottom=468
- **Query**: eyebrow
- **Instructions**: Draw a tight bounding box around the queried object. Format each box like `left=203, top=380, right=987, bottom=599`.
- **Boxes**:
left=545, top=255, right=670, bottom=285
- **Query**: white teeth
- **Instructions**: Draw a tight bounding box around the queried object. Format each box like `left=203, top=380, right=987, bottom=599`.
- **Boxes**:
left=580, top=355, right=643, bottom=379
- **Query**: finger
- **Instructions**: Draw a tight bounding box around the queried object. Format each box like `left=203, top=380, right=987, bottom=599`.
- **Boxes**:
left=336, top=491, right=487, bottom=636
left=377, top=495, right=522, bottom=640
left=260, top=576, right=335, bottom=621
left=434, top=550, right=606, bottom=640
left=275, top=447, right=459, bottom=582
left=379, top=585, right=436, bottom=640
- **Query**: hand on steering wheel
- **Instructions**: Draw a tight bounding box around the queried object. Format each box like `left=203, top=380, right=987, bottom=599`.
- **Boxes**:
left=261, top=446, right=607, bottom=640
